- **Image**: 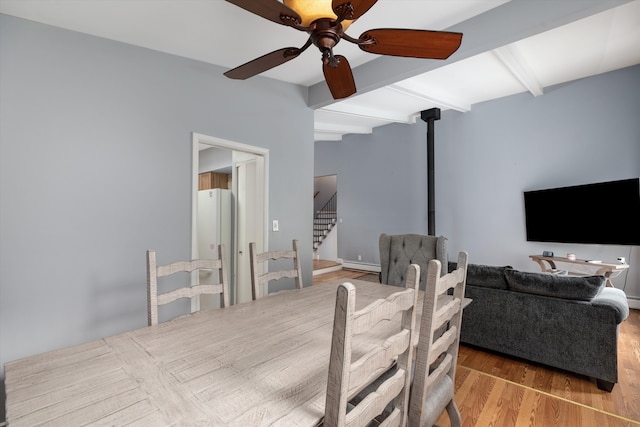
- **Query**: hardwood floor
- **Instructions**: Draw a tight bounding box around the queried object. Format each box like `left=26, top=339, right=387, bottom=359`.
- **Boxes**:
left=314, top=269, right=640, bottom=426
left=312, top=267, right=376, bottom=284
left=312, top=259, right=342, bottom=271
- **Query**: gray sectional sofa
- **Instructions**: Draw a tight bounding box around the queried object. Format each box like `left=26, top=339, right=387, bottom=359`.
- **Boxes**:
left=450, top=263, right=630, bottom=391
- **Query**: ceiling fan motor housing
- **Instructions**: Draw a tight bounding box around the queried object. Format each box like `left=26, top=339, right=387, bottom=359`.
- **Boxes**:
left=309, top=19, right=343, bottom=52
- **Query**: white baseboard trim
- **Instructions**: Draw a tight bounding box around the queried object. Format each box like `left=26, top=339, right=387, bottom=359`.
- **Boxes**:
left=627, top=297, right=639, bottom=310
left=342, top=261, right=381, bottom=272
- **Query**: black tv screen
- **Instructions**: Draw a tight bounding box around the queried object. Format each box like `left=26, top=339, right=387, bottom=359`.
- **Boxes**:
left=524, top=178, right=640, bottom=245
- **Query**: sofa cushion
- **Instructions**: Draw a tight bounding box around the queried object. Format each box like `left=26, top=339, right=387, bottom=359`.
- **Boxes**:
left=450, top=262, right=511, bottom=290
left=504, top=269, right=605, bottom=301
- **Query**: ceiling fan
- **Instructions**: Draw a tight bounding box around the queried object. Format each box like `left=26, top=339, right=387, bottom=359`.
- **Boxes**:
left=224, top=0, right=463, bottom=99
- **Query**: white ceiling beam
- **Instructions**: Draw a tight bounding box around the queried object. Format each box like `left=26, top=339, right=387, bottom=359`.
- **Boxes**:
left=386, top=85, right=471, bottom=112
left=314, top=132, right=345, bottom=142
left=314, top=121, right=373, bottom=134
left=493, top=44, right=543, bottom=96
left=318, top=107, right=414, bottom=124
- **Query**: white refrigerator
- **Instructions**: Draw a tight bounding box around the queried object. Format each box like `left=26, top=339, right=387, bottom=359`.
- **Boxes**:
left=197, top=189, right=233, bottom=309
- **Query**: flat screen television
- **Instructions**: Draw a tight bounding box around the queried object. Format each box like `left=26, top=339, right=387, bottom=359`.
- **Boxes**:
left=524, top=178, right=640, bottom=246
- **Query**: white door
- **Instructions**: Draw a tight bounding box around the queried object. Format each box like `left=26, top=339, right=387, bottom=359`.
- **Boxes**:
left=197, top=189, right=232, bottom=310
left=235, top=157, right=264, bottom=304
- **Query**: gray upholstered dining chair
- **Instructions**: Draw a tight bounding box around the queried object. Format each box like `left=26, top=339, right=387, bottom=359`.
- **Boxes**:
left=379, top=233, right=448, bottom=290
left=324, top=264, right=421, bottom=427
left=146, top=245, right=230, bottom=326
left=249, top=239, right=303, bottom=300
left=409, top=251, right=468, bottom=427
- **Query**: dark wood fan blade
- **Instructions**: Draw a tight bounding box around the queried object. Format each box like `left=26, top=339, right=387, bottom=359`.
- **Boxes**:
left=323, top=55, right=356, bottom=99
left=332, top=0, right=378, bottom=21
left=359, top=29, right=463, bottom=59
left=224, top=47, right=304, bottom=80
left=226, top=0, right=301, bottom=26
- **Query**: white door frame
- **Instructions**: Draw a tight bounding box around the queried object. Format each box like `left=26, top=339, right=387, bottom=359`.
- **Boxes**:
left=191, top=132, right=269, bottom=304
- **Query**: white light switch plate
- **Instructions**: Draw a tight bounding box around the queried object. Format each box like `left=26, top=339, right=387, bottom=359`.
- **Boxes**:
left=272, top=220, right=279, bottom=232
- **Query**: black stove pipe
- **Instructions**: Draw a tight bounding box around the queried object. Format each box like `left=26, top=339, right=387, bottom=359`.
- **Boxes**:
left=420, top=108, right=441, bottom=236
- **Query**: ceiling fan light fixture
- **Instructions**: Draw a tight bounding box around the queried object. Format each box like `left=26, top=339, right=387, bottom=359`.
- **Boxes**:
left=225, top=0, right=463, bottom=100
left=283, top=0, right=353, bottom=29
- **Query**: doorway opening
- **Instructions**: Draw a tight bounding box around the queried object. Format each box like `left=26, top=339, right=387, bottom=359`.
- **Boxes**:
left=313, top=174, right=340, bottom=274
left=192, top=133, right=269, bottom=306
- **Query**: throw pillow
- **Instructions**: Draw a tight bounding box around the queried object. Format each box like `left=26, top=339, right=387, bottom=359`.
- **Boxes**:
left=449, top=262, right=511, bottom=290
left=504, top=269, right=605, bottom=301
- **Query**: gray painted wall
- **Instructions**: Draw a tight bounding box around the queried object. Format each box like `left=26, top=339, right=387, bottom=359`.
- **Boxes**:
left=0, top=14, right=314, bottom=420
left=315, top=65, right=640, bottom=299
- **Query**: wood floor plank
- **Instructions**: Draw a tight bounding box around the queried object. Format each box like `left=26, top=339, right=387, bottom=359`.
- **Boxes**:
left=472, top=377, right=507, bottom=426
left=499, top=381, right=526, bottom=426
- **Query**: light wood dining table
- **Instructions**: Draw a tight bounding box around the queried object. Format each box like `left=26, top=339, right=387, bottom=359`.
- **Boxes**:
left=5, top=279, right=423, bottom=426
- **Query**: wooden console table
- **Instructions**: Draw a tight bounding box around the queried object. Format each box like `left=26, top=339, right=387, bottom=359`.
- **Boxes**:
left=529, top=255, right=629, bottom=287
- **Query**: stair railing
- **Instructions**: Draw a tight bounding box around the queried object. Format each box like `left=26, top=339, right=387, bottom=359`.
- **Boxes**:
left=313, top=192, right=337, bottom=250
left=315, top=192, right=337, bottom=223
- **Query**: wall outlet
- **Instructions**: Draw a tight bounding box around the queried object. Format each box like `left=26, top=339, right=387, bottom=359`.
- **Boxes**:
left=272, top=220, right=279, bottom=232
left=357, top=255, right=362, bottom=261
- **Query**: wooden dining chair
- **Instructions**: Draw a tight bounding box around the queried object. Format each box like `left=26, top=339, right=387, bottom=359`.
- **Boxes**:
left=146, top=245, right=230, bottom=326
left=324, top=264, right=421, bottom=427
left=249, top=239, right=303, bottom=300
left=409, top=252, right=468, bottom=427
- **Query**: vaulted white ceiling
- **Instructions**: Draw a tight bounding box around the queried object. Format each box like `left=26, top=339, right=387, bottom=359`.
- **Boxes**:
left=2, top=0, right=639, bottom=141
left=316, top=0, right=640, bottom=141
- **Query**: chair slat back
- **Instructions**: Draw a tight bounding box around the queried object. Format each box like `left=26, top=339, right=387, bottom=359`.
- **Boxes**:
left=409, top=251, right=468, bottom=427
left=249, top=239, right=303, bottom=300
left=324, top=264, right=420, bottom=427
left=146, top=245, right=229, bottom=326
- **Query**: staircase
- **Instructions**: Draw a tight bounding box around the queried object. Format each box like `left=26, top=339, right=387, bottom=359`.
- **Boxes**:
left=313, top=192, right=337, bottom=251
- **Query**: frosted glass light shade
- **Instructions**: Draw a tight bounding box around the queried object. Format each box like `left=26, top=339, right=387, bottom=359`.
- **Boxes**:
left=284, top=0, right=353, bottom=29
